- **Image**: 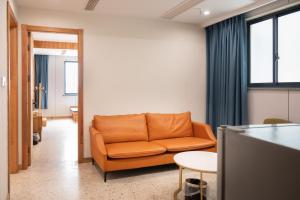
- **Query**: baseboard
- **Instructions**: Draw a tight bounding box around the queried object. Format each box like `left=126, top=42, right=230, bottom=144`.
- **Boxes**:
left=46, top=116, right=72, bottom=120
left=80, top=157, right=92, bottom=163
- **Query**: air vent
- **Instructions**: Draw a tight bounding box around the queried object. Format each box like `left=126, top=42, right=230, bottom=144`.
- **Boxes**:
left=162, top=0, right=204, bottom=19
left=85, top=0, right=100, bottom=11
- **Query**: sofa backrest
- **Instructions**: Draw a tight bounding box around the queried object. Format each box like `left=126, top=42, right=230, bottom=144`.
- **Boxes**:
left=146, top=112, right=193, bottom=141
left=93, top=114, right=148, bottom=144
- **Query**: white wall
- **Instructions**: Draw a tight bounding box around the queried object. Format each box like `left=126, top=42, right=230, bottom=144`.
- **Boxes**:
left=248, top=89, right=300, bottom=124
left=41, top=55, right=78, bottom=117
left=1, top=0, right=17, bottom=199
left=18, top=7, right=206, bottom=158
left=0, top=1, right=8, bottom=199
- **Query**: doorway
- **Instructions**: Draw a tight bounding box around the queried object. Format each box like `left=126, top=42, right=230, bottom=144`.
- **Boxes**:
left=21, top=25, right=84, bottom=170
left=31, top=31, right=79, bottom=163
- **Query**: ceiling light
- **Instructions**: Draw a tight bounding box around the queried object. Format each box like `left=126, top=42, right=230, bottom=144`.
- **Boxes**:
left=203, top=10, right=210, bottom=16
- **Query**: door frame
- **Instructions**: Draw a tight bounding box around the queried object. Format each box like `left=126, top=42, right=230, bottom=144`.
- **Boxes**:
left=7, top=2, right=18, bottom=195
left=7, top=0, right=18, bottom=173
left=21, top=25, right=84, bottom=169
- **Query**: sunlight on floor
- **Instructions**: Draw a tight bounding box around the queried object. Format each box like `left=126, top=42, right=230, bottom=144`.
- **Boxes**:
left=32, top=119, right=78, bottom=164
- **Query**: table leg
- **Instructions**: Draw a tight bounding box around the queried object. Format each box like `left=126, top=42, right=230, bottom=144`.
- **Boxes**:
left=200, top=172, right=203, bottom=200
left=173, top=166, right=183, bottom=200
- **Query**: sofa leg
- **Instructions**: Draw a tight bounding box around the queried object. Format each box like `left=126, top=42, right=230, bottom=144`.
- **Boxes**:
left=92, top=158, right=95, bottom=165
left=104, top=172, right=107, bottom=182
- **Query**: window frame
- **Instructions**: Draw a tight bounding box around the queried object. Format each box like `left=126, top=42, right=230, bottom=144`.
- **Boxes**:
left=64, top=61, right=78, bottom=96
left=247, top=5, right=300, bottom=88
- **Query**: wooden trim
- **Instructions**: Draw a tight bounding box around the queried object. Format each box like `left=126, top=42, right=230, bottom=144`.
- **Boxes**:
left=46, top=116, right=72, bottom=120
left=22, top=28, right=33, bottom=168
left=78, top=29, right=84, bottom=163
left=7, top=4, right=17, bottom=28
left=28, top=32, right=33, bottom=167
left=25, top=25, right=80, bottom=34
left=8, top=20, right=19, bottom=173
left=21, top=25, right=29, bottom=170
left=7, top=2, right=18, bottom=196
left=34, top=41, right=78, bottom=50
left=22, top=25, right=84, bottom=169
left=81, top=157, right=92, bottom=163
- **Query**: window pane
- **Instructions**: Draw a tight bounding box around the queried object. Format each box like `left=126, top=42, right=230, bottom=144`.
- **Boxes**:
left=65, top=62, right=78, bottom=94
left=278, top=11, right=300, bottom=83
left=250, top=19, right=273, bottom=83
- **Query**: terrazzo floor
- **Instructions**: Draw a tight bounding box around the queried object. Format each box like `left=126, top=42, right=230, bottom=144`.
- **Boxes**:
left=10, top=119, right=217, bottom=200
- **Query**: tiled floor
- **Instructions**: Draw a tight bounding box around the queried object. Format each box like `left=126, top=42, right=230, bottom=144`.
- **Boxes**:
left=10, top=119, right=217, bottom=200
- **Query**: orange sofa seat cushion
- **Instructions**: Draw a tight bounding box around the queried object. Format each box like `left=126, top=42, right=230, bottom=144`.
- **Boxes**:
left=106, top=141, right=166, bottom=159
left=146, top=112, right=193, bottom=141
left=152, top=137, right=215, bottom=152
left=94, top=114, right=148, bottom=144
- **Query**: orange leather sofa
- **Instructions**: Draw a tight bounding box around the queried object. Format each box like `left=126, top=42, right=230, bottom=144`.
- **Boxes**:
left=90, top=112, right=216, bottom=182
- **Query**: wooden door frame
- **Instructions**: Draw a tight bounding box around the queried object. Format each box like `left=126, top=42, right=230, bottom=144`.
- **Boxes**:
left=21, top=25, right=84, bottom=169
left=7, top=1, right=19, bottom=173
left=7, top=2, right=18, bottom=195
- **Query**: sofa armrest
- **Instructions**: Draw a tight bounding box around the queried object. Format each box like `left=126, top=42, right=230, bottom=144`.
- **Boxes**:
left=192, top=122, right=217, bottom=143
left=89, top=127, right=107, bottom=157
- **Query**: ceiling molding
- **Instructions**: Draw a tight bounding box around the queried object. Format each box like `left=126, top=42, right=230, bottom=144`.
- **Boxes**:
left=201, top=0, right=278, bottom=27
left=162, top=0, right=204, bottom=19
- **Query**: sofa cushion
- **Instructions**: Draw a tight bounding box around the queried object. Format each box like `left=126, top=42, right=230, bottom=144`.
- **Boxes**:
left=94, top=114, right=148, bottom=144
left=146, top=112, right=193, bottom=141
left=106, top=141, right=166, bottom=159
left=152, top=137, right=215, bottom=152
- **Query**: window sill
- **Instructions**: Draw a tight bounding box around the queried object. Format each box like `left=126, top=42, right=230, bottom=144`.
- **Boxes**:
left=248, top=87, right=300, bottom=91
left=248, top=83, right=300, bottom=90
left=63, top=94, right=78, bottom=96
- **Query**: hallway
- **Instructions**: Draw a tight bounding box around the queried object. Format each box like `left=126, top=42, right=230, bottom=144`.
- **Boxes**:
left=10, top=119, right=83, bottom=199
left=31, top=119, right=78, bottom=164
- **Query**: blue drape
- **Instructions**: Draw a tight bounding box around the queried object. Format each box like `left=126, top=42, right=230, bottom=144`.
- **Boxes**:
left=34, top=55, right=49, bottom=109
left=206, top=15, right=248, bottom=134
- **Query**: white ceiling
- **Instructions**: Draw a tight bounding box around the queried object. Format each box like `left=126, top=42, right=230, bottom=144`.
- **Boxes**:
left=15, top=0, right=277, bottom=25
left=32, top=32, right=78, bottom=43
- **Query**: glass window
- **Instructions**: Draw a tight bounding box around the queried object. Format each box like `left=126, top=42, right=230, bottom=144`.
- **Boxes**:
left=278, top=10, right=300, bottom=83
left=248, top=6, right=300, bottom=87
left=250, top=19, right=273, bottom=83
left=64, top=61, right=78, bottom=95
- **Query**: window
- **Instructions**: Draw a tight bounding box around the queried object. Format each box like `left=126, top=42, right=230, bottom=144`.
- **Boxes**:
left=248, top=6, right=300, bottom=87
left=64, top=61, right=78, bottom=95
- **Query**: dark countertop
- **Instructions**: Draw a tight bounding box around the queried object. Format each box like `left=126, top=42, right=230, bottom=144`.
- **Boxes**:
left=233, top=124, right=300, bottom=151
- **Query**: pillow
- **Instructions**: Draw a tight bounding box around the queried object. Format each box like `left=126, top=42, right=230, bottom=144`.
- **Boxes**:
left=94, top=114, right=148, bottom=144
left=146, top=112, right=193, bottom=141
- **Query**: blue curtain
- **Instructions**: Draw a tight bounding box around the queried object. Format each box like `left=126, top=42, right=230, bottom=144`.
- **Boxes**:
left=206, top=15, right=248, bottom=134
left=34, top=55, right=49, bottom=109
